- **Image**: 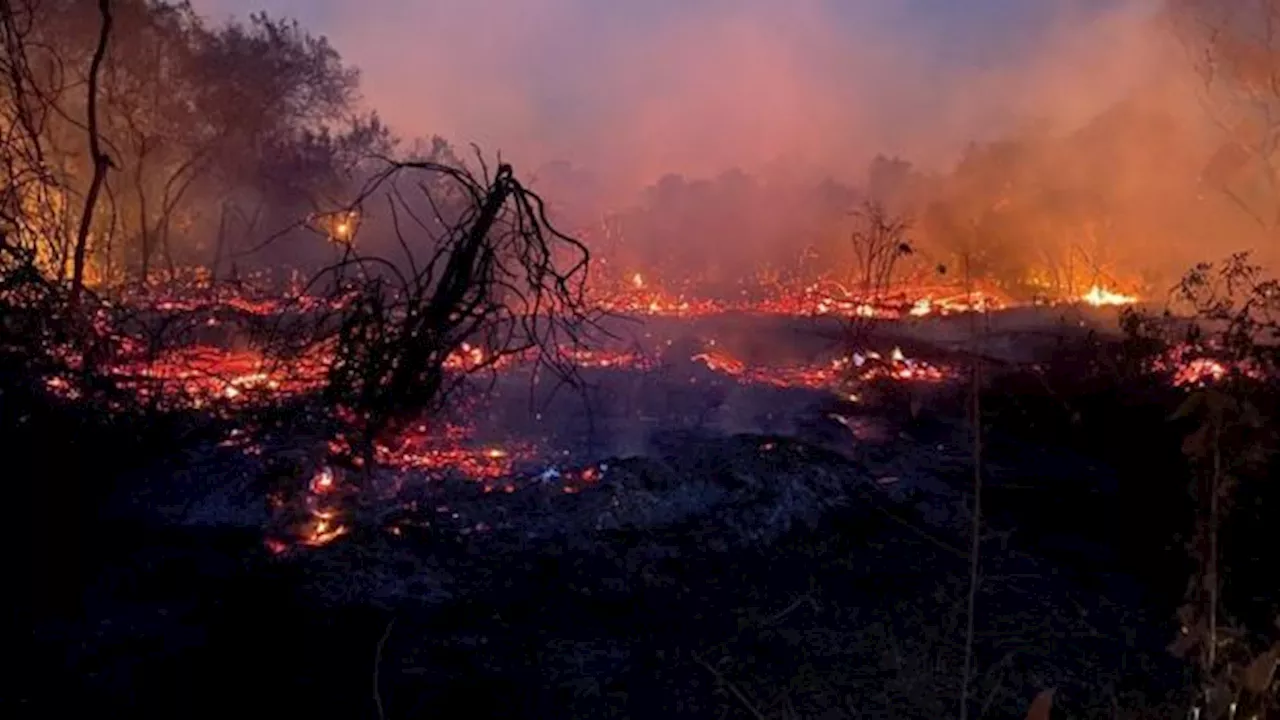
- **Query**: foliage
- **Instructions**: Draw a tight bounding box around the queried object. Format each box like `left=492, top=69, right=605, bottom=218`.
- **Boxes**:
left=0, top=0, right=389, bottom=287
left=1123, top=252, right=1280, bottom=718
left=1126, top=252, right=1280, bottom=373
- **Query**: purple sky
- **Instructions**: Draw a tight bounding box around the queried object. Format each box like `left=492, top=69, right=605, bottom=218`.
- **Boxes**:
left=192, top=0, right=1167, bottom=193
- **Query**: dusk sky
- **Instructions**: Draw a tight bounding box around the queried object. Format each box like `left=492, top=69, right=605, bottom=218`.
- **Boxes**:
left=192, top=0, right=1169, bottom=194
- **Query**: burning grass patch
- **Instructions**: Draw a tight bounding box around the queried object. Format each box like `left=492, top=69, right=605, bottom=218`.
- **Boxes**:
left=14, top=253, right=1280, bottom=718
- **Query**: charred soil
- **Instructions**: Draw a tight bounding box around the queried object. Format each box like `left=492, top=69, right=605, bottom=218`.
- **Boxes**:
left=11, top=309, right=1267, bottom=719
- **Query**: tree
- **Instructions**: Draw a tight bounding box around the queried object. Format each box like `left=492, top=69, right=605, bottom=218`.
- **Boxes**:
left=1168, top=0, right=1280, bottom=230
left=0, top=0, right=87, bottom=279
left=69, top=0, right=114, bottom=306
left=94, top=0, right=200, bottom=281
left=308, top=156, right=595, bottom=473
left=3, top=1, right=390, bottom=285
left=141, top=10, right=391, bottom=278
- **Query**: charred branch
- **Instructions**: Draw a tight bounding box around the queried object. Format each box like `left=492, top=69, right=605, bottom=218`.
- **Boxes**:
left=264, top=155, right=601, bottom=472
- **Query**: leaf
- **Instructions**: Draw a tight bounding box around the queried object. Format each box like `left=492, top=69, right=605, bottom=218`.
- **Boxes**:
left=1025, top=688, right=1055, bottom=720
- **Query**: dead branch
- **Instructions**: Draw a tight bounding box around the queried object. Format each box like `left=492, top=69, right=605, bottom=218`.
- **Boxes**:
left=842, top=200, right=913, bottom=379
left=264, top=154, right=598, bottom=475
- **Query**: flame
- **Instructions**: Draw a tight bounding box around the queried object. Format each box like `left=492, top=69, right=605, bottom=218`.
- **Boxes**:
left=1152, top=343, right=1262, bottom=388
left=326, top=210, right=359, bottom=244
left=1080, top=285, right=1138, bottom=307
left=444, top=342, right=490, bottom=371
left=692, top=345, right=951, bottom=389
left=55, top=264, right=1252, bottom=558
left=591, top=272, right=1004, bottom=319
left=301, top=509, right=348, bottom=547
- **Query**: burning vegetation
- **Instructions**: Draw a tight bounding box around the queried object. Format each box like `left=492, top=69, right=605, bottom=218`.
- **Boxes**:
left=7, top=1, right=1280, bottom=719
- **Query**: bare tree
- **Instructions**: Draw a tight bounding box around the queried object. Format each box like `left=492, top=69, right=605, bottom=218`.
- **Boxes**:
left=1169, top=0, right=1280, bottom=230
left=0, top=0, right=74, bottom=273
left=845, top=200, right=912, bottom=345
left=268, top=154, right=597, bottom=478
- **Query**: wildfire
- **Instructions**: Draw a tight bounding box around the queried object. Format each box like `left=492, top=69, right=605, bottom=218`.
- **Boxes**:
left=375, top=431, right=536, bottom=480
left=265, top=465, right=350, bottom=552
left=44, top=339, right=522, bottom=410
left=692, top=346, right=951, bottom=390
left=317, top=209, right=359, bottom=244
left=1152, top=343, right=1263, bottom=388
left=592, top=271, right=1005, bottom=320
left=444, top=342, right=490, bottom=372
left=102, top=346, right=326, bottom=409
left=563, top=347, right=655, bottom=370
left=301, top=506, right=348, bottom=547
left=117, top=267, right=348, bottom=318
left=42, top=265, right=1260, bottom=560
left=1080, top=285, right=1138, bottom=307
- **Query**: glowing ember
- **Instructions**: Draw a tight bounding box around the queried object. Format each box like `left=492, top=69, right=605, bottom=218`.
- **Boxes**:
left=365, top=423, right=539, bottom=481
left=563, top=348, right=655, bottom=370
left=692, top=346, right=952, bottom=389
left=1152, top=343, right=1263, bottom=388
left=588, top=269, right=1007, bottom=320
left=1173, top=358, right=1228, bottom=387
left=102, top=346, right=326, bottom=409
left=444, top=342, right=489, bottom=372
left=301, top=506, right=349, bottom=547
left=264, top=465, right=352, bottom=552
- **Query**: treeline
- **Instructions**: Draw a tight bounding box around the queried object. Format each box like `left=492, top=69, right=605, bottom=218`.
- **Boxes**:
left=595, top=89, right=1266, bottom=301
left=589, top=170, right=853, bottom=293
left=0, top=0, right=461, bottom=288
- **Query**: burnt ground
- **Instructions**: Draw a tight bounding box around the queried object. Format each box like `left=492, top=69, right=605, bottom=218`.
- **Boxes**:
left=9, top=308, right=1205, bottom=719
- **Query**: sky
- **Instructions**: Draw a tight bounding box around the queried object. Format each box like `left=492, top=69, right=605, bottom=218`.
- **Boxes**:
left=192, top=0, right=1172, bottom=196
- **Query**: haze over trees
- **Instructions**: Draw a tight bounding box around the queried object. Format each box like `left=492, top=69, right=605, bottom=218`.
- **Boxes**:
left=6, top=1, right=1280, bottom=718
left=3, top=0, right=1273, bottom=306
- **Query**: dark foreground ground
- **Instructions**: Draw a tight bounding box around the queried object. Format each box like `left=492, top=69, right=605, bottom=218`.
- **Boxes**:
left=12, top=429, right=1191, bottom=718
left=8, top=309, right=1212, bottom=719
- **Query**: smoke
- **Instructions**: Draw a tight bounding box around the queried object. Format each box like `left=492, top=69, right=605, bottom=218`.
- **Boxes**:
left=197, top=0, right=1174, bottom=191
left=195, top=0, right=1267, bottom=282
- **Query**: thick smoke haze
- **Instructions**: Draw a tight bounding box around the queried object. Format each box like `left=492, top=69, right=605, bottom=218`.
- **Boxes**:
left=193, top=0, right=1176, bottom=197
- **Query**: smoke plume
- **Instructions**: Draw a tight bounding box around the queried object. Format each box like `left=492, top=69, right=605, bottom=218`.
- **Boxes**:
left=195, top=1, right=1174, bottom=188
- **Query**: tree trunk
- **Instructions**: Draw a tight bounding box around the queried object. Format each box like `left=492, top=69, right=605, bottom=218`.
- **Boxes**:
left=211, top=202, right=229, bottom=282
left=69, top=0, right=113, bottom=306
